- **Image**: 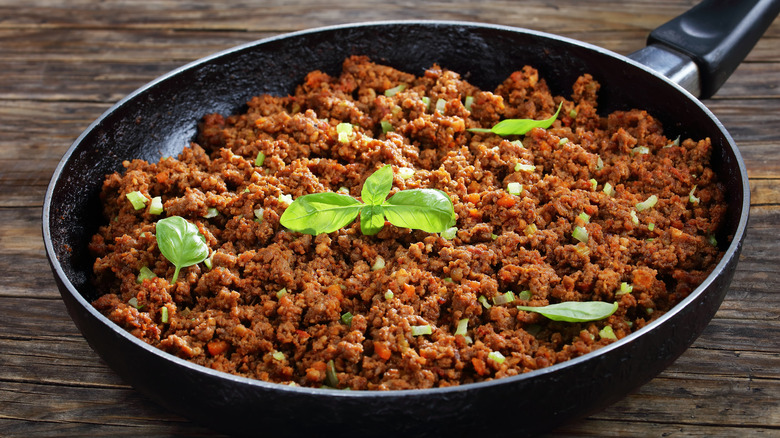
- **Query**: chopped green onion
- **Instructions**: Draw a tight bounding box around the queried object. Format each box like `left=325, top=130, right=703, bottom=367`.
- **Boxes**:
left=337, top=122, right=354, bottom=143
left=337, top=186, right=350, bottom=194
left=384, top=289, right=394, bottom=300
left=384, top=84, right=406, bottom=97
left=463, top=96, right=474, bottom=111
left=137, top=266, right=157, bottom=283
left=491, top=233, right=498, bottom=240
left=689, top=185, right=700, bottom=204
left=574, top=242, right=590, bottom=256
left=578, top=212, right=590, bottom=223
left=596, top=156, right=604, bottom=170
left=276, top=287, right=288, bottom=299
left=630, top=210, right=639, bottom=225
left=441, top=227, right=457, bottom=240
left=371, top=256, right=385, bottom=271
left=126, top=191, right=148, bottom=210
left=514, top=163, right=536, bottom=172
left=492, top=291, right=516, bottom=305
left=127, top=297, right=142, bottom=310
left=421, top=96, right=431, bottom=111
left=602, top=182, right=615, bottom=196
left=410, top=324, right=432, bottom=336
left=464, top=96, right=474, bottom=111
left=517, top=290, right=532, bottom=301
left=443, top=277, right=453, bottom=283
left=435, top=98, right=447, bottom=114
left=341, top=312, right=353, bottom=326
left=569, top=109, right=578, bottom=118
left=572, top=226, right=588, bottom=243
left=325, top=359, right=339, bottom=387
left=589, top=178, right=598, bottom=191
left=487, top=351, right=506, bottom=364
left=648, top=223, right=655, bottom=231
left=204, top=254, right=213, bottom=269
left=524, top=223, right=537, bottom=236
left=558, top=138, right=569, bottom=145
left=204, top=207, right=219, bottom=218
left=272, top=350, right=285, bottom=361
left=707, top=235, right=718, bottom=246
left=149, top=196, right=163, bottom=215
left=511, top=139, right=524, bottom=149
left=380, top=120, right=394, bottom=133
left=160, top=306, right=169, bottom=324
left=599, top=325, right=617, bottom=340
left=631, top=146, right=650, bottom=156
left=507, top=182, right=523, bottom=195
left=646, top=307, right=654, bottom=315
left=278, top=194, right=293, bottom=206
left=254, top=207, right=264, bottom=222
left=398, top=167, right=415, bottom=179
left=616, top=282, right=633, bottom=296
left=255, top=152, right=266, bottom=166
left=455, top=318, right=469, bottom=336
left=478, top=295, right=492, bottom=309
left=636, top=195, right=658, bottom=211
left=665, top=135, right=681, bottom=148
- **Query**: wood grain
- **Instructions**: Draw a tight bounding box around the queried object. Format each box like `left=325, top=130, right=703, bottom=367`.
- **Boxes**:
left=1, top=0, right=778, bottom=437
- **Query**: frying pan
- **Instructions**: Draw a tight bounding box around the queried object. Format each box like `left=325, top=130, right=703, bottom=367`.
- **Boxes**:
left=43, top=0, right=778, bottom=436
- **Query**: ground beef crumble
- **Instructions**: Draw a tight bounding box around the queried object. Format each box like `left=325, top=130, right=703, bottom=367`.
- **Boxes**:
left=90, top=55, right=726, bottom=390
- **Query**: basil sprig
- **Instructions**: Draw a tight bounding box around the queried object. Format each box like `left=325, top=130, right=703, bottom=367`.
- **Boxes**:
left=469, top=102, right=562, bottom=136
left=280, top=165, right=454, bottom=236
left=516, top=300, right=618, bottom=322
left=155, top=216, right=210, bottom=283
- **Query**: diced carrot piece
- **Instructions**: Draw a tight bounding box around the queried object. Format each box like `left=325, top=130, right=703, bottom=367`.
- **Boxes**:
left=326, top=284, right=343, bottom=301
left=464, top=193, right=480, bottom=204
left=497, top=194, right=516, bottom=208
left=402, top=284, right=415, bottom=298
left=207, top=339, right=229, bottom=356
left=374, top=341, right=392, bottom=360
left=472, top=357, right=488, bottom=376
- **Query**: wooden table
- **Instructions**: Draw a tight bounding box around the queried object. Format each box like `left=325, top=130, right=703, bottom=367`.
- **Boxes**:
left=2, top=1, right=778, bottom=436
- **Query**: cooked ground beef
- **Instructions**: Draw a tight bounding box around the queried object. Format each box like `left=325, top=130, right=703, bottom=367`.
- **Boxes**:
left=90, top=55, right=726, bottom=390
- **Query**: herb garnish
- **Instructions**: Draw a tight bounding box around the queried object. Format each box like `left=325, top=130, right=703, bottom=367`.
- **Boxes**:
left=155, top=216, right=210, bottom=283
left=469, top=102, right=562, bottom=136
left=516, top=301, right=618, bottom=322
left=279, top=165, right=454, bottom=236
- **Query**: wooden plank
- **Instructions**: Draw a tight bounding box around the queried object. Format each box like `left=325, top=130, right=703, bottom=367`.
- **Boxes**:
left=0, top=1, right=694, bottom=32
left=0, top=28, right=775, bottom=103
left=0, top=381, right=216, bottom=437
left=750, top=179, right=780, bottom=206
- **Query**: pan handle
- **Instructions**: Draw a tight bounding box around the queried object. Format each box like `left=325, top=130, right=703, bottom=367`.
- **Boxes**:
left=629, top=0, right=780, bottom=99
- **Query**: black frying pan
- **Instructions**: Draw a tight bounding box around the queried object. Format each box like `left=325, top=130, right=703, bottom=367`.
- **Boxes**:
left=43, top=1, right=779, bottom=436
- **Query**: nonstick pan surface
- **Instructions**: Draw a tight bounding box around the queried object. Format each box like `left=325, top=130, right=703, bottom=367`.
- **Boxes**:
left=44, top=2, right=774, bottom=436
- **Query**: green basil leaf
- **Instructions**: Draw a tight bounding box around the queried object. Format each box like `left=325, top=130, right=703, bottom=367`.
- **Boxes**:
left=516, top=301, right=618, bottom=322
left=279, top=192, right=363, bottom=235
left=470, top=102, right=562, bottom=136
left=383, top=188, right=454, bottom=233
left=360, top=204, right=386, bottom=235
left=361, top=164, right=393, bottom=206
left=155, top=216, right=209, bottom=283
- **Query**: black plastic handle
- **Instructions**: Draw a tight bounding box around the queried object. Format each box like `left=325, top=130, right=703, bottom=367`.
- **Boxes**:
left=648, top=0, right=780, bottom=99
